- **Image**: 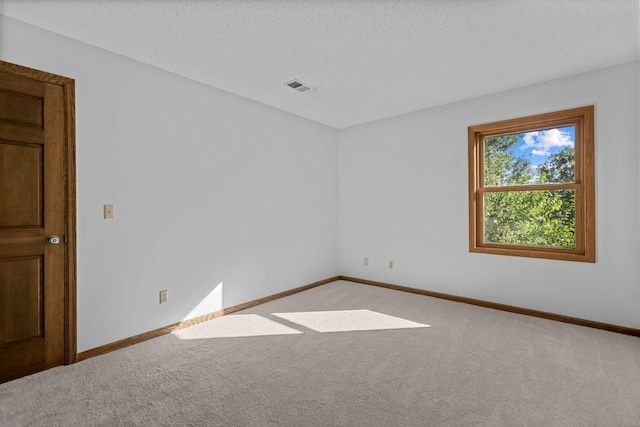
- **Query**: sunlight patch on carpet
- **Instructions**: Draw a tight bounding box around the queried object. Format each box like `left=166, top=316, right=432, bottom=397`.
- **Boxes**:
left=272, top=309, right=430, bottom=333
left=172, top=314, right=303, bottom=339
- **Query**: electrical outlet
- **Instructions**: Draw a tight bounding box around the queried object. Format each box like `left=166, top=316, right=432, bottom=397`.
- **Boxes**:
left=159, top=290, right=168, bottom=304
left=364, top=257, right=369, bottom=266
left=389, top=260, right=395, bottom=269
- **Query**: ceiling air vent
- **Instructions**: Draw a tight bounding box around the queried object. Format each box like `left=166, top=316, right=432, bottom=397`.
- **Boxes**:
left=285, top=79, right=315, bottom=94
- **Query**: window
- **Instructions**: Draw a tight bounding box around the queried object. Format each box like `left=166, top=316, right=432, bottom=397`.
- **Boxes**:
left=468, top=106, right=595, bottom=262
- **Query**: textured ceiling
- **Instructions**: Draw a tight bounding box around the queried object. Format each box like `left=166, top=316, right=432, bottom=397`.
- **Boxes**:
left=2, top=0, right=639, bottom=129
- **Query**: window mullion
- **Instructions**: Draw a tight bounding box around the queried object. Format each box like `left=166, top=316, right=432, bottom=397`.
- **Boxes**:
left=481, top=183, right=578, bottom=193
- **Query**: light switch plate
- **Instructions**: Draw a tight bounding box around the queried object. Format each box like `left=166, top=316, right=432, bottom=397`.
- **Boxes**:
left=104, top=204, right=115, bottom=219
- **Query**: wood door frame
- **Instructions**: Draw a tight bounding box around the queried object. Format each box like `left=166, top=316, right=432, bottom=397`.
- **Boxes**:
left=0, top=60, right=77, bottom=364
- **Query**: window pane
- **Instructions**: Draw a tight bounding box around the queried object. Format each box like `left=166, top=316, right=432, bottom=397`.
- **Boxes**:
left=484, top=190, right=575, bottom=248
left=484, top=126, right=575, bottom=186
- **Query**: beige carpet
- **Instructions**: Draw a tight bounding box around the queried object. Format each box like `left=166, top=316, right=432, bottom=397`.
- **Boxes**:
left=1, top=280, right=639, bottom=426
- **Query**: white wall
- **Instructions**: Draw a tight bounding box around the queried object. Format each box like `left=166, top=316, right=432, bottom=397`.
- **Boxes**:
left=0, top=16, right=340, bottom=351
left=340, top=61, right=640, bottom=329
left=1, top=14, right=638, bottom=354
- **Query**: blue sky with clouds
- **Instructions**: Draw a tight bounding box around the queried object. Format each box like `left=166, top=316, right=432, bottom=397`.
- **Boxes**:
left=509, top=126, right=575, bottom=166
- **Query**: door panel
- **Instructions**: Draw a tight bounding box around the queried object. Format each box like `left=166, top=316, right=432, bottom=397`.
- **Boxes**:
left=0, top=90, right=43, bottom=126
left=0, top=142, right=43, bottom=227
left=0, top=66, right=71, bottom=383
left=0, top=256, right=43, bottom=346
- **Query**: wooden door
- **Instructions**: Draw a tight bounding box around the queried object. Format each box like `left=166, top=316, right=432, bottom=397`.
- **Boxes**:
left=0, top=61, right=76, bottom=383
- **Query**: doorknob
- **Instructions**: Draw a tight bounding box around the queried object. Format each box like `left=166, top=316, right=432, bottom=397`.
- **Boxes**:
left=47, top=235, right=61, bottom=245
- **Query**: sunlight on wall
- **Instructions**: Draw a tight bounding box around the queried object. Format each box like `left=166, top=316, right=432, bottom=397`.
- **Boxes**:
left=183, top=281, right=224, bottom=321
left=272, top=309, right=430, bottom=333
